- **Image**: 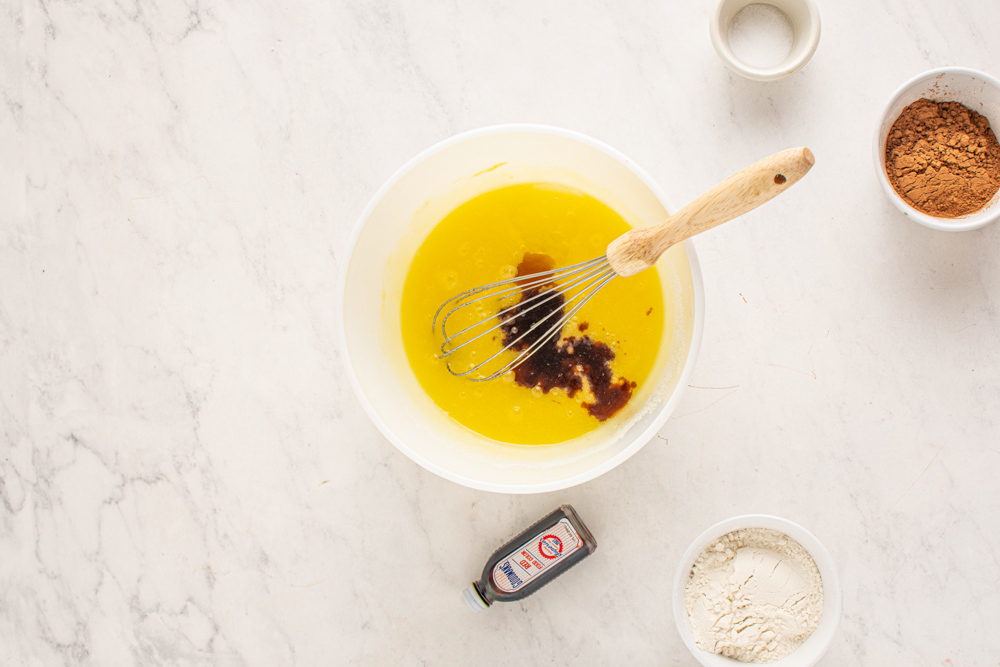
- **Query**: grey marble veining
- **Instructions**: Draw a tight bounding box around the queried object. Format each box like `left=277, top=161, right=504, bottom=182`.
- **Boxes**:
left=2, top=0, right=999, bottom=664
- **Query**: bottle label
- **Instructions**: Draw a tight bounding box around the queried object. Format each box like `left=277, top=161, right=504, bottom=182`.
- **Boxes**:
left=490, top=518, right=584, bottom=593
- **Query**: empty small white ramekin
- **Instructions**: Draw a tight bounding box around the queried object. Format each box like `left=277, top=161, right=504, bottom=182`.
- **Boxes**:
left=710, top=0, right=821, bottom=81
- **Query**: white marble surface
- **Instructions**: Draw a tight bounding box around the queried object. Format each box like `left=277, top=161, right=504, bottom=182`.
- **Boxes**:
left=2, top=0, right=999, bottom=664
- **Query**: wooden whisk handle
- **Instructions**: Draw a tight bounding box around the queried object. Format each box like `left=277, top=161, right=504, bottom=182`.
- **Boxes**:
left=606, top=147, right=815, bottom=277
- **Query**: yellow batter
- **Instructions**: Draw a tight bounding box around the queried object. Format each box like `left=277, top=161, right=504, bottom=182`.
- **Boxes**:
left=401, top=183, right=666, bottom=445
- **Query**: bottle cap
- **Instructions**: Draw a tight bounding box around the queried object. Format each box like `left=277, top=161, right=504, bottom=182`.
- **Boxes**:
left=462, top=583, right=489, bottom=612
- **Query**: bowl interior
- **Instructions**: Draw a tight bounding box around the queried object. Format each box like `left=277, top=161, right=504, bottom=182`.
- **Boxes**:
left=672, top=514, right=843, bottom=667
left=340, top=127, right=702, bottom=493
left=874, top=68, right=1000, bottom=231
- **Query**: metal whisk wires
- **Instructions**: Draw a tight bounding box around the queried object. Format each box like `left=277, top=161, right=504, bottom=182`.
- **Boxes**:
left=433, top=257, right=617, bottom=381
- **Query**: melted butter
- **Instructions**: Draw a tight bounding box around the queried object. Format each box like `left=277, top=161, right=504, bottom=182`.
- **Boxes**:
left=400, top=183, right=666, bottom=445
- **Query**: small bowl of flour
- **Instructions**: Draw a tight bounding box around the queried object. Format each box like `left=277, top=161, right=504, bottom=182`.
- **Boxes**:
left=672, top=515, right=841, bottom=666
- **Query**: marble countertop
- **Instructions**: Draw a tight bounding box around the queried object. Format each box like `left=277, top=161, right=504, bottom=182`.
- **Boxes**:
left=3, top=0, right=999, bottom=664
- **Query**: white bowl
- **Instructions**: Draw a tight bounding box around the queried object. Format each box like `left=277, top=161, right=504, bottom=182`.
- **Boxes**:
left=338, top=125, right=704, bottom=494
left=672, top=514, right=842, bottom=667
left=873, top=67, right=1000, bottom=231
left=710, top=0, right=821, bottom=81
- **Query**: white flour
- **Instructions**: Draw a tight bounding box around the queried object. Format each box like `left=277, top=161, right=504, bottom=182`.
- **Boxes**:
left=684, top=528, right=823, bottom=663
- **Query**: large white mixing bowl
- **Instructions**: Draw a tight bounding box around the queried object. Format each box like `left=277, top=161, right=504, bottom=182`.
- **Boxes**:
left=338, top=125, right=704, bottom=493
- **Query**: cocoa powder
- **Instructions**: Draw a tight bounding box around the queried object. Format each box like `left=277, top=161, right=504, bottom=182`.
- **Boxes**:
left=884, top=98, right=1000, bottom=218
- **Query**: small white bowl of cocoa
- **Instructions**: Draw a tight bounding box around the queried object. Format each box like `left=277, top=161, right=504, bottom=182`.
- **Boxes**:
left=873, top=67, right=1000, bottom=231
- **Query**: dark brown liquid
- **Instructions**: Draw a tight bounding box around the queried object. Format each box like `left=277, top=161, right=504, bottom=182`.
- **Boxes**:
left=515, top=252, right=556, bottom=282
left=499, top=255, right=636, bottom=422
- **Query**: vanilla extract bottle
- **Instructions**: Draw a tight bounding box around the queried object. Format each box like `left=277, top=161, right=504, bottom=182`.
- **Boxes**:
left=463, top=505, right=598, bottom=611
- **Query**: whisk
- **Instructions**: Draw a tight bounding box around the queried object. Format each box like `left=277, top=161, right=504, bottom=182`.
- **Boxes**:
left=433, top=147, right=815, bottom=381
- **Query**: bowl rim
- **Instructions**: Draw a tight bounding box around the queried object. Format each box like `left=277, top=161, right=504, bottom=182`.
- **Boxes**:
left=336, top=123, right=706, bottom=494
left=671, top=513, right=843, bottom=667
left=871, top=66, right=1000, bottom=232
left=709, top=0, right=822, bottom=82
